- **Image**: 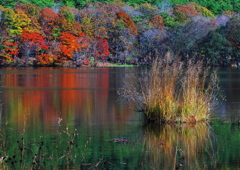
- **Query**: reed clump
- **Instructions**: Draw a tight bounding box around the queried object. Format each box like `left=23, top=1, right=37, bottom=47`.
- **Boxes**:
left=121, top=54, right=221, bottom=123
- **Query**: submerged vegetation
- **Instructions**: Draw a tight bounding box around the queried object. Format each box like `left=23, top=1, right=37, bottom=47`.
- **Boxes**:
left=0, top=118, right=94, bottom=169
left=0, top=1, right=239, bottom=66
left=120, top=54, right=222, bottom=123
left=0, top=117, right=218, bottom=169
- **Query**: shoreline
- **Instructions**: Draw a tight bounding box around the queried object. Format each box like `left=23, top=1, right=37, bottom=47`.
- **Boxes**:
left=0, top=58, right=239, bottom=68
left=0, top=60, right=140, bottom=68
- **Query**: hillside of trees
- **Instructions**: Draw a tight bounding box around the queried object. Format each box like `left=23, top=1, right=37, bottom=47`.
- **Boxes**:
left=1, top=0, right=239, bottom=15
left=0, top=1, right=239, bottom=66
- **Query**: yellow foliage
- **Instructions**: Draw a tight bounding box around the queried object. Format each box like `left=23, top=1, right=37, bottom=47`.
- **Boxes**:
left=223, top=11, right=236, bottom=17
left=187, top=2, right=215, bottom=18
left=0, top=5, right=4, bottom=11
left=13, top=9, right=31, bottom=28
left=112, top=0, right=126, bottom=7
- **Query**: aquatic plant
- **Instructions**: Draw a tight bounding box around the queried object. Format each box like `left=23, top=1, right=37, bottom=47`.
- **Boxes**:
left=120, top=53, right=222, bottom=123
left=0, top=121, right=92, bottom=169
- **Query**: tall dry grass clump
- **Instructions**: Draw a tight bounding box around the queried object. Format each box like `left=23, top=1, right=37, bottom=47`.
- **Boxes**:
left=120, top=54, right=221, bottom=123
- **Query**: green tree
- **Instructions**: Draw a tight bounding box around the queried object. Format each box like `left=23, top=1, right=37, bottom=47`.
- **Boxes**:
left=159, top=12, right=179, bottom=28
left=224, top=16, right=240, bottom=63
left=0, top=0, right=17, bottom=8
left=196, top=30, right=233, bottom=66
left=22, top=0, right=54, bottom=8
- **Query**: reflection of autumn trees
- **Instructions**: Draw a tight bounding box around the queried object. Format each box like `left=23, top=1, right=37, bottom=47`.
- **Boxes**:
left=3, top=68, right=133, bottom=129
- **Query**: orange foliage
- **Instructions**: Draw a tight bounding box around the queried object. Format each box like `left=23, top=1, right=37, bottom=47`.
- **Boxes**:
left=0, top=5, right=4, bottom=11
left=21, top=29, right=49, bottom=51
left=24, top=16, right=43, bottom=34
left=71, top=21, right=83, bottom=35
left=55, top=14, right=74, bottom=32
left=37, top=54, right=55, bottom=65
left=77, top=9, right=108, bottom=38
left=41, top=8, right=58, bottom=25
left=59, top=32, right=90, bottom=59
left=1, top=40, right=19, bottom=61
left=116, top=11, right=138, bottom=35
left=41, top=8, right=58, bottom=35
left=174, top=5, right=198, bottom=17
left=4, top=40, right=20, bottom=56
left=223, top=11, right=236, bottom=17
left=15, top=3, right=42, bottom=34
left=15, top=2, right=40, bottom=18
left=149, top=15, right=165, bottom=28
left=55, top=6, right=78, bottom=32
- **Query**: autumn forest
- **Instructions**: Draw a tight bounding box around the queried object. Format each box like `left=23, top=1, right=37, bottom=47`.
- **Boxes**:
left=0, top=0, right=239, bottom=67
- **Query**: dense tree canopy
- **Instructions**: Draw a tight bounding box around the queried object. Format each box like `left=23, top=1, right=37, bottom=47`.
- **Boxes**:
left=0, top=0, right=239, bottom=14
left=0, top=1, right=239, bottom=66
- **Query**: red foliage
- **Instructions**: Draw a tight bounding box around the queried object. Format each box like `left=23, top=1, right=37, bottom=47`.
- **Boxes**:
left=4, top=41, right=20, bottom=56
left=82, top=58, right=90, bottom=65
left=93, top=37, right=110, bottom=57
left=116, top=11, right=138, bottom=35
left=37, top=54, right=55, bottom=65
left=41, top=8, right=58, bottom=35
left=21, top=29, right=49, bottom=51
left=59, top=32, right=90, bottom=59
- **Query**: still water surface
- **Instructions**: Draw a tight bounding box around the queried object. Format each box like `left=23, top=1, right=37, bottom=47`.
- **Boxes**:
left=0, top=67, right=240, bottom=169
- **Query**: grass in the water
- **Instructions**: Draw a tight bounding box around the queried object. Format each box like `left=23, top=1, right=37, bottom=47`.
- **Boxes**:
left=120, top=54, right=222, bottom=123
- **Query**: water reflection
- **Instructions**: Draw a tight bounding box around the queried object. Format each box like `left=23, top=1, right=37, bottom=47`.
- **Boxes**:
left=216, top=68, right=240, bottom=122
left=0, top=67, right=143, bottom=169
left=0, top=67, right=135, bottom=131
left=143, top=123, right=216, bottom=169
left=2, top=67, right=240, bottom=169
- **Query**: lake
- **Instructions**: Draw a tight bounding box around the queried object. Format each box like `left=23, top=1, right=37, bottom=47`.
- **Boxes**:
left=0, top=67, right=240, bottom=169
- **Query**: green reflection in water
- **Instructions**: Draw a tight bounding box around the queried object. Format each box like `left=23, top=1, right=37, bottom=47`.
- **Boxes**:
left=1, top=115, right=240, bottom=169
left=211, top=122, right=240, bottom=169
left=0, top=120, right=145, bottom=169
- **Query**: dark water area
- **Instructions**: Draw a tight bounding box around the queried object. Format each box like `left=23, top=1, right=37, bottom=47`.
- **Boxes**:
left=0, top=67, right=240, bottom=169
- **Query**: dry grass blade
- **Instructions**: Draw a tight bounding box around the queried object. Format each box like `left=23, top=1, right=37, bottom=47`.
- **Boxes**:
left=120, top=53, right=222, bottom=123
